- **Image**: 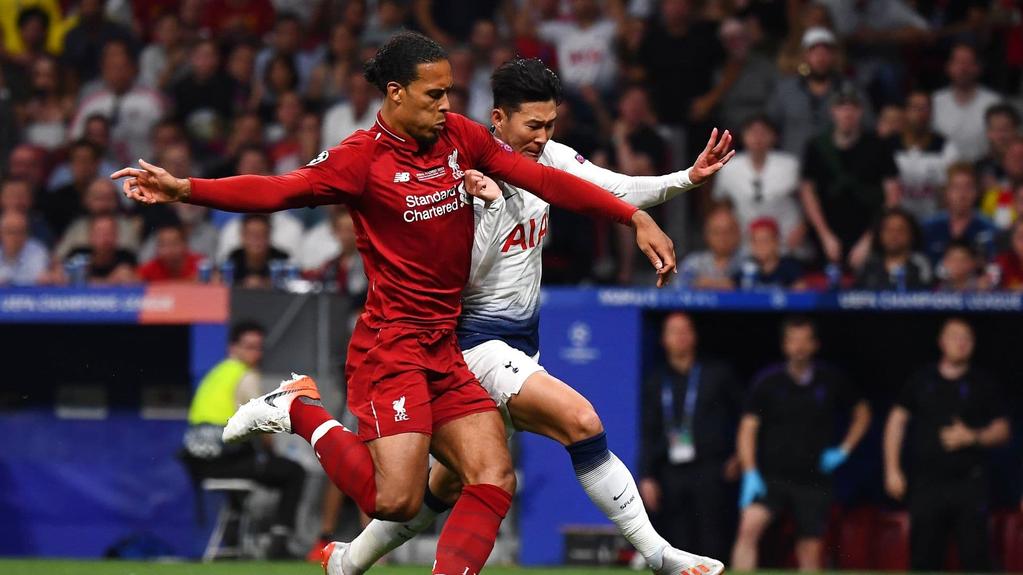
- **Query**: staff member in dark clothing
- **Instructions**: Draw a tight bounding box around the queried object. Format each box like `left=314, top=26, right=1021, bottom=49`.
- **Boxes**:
left=731, top=316, right=871, bottom=571
left=883, top=317, right=1009, bottom=572
left=639, top=312, right=744, bottom=561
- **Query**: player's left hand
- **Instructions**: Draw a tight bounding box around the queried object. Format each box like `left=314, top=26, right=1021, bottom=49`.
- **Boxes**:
left=819, top=446, right=849, bottom=474
left=631, top=210, right=676, bottom=288
left=689, top=128, right=736, bottom=185
left=463, top=169, right=501, bottom=203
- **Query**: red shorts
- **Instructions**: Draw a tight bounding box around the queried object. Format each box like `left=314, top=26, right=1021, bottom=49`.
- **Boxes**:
left=345, top=319, right=496, bottom=442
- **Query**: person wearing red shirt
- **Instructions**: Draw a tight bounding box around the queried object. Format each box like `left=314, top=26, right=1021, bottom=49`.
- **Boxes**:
left=996, top=219, right=1023, bottom=290
left=138, top=223, right=201, bottom=282
left=114, top=32, right=675, bottom=575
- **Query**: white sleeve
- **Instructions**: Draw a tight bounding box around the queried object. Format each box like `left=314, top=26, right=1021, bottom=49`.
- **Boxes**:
left=537, top=21, right=570, bottom=44
left=545, top=140, right=699, bottom=209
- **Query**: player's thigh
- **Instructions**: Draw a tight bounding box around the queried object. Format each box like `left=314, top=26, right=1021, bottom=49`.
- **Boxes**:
left=428, top=460, right=465, bottom=505
left=366, top=431, right=432, bottom=507
left=430, top=409, right=514, bottom=491
left=508, top=371, right=604, bottom=445
left=737, top=503, right=773, bottom=540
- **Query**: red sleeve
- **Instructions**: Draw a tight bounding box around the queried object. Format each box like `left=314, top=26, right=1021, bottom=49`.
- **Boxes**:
left=187, top=135, right=374, bottom=212
left=452, top=114, right=638, bottom=225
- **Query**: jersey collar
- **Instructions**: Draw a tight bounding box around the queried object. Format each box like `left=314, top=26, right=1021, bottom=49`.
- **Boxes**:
left=374, top=112, right=419, bottom=152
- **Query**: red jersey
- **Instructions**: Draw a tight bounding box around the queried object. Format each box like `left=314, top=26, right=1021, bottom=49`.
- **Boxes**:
left=138, top=253, right=202, bottom=282
left=188, top=112, right=637, bottom=329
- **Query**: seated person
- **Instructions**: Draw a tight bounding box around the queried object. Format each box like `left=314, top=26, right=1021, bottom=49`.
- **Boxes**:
left=311, top=208, right=367, bottom=300
left=733, top=217, right=804, bottom=290
left=0, top=210, right=49, bottom=285
left=855, top=208, right=932, bottom=290
left=994, top=219, right=1023, bottom=290
left=936, top=240, right=990, bottom=292
left=138, top=223, right=202, bottom=282
left=55, top=178, right=140, bottom=260
left=224, top=214, right=289, bottom=288
left=62, top=214, right=137, bottom=284
left=680, top=205, right=741, bottom=290
left=181, top=321, right=305, bottom=559
left=921, top=163, right=996, bottom=264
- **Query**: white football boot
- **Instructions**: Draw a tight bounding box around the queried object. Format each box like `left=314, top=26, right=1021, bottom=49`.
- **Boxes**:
left=222, top=373, right=321, bottom=442
left=654, top=546, right=725, bottom=575
left=321, top=541, right=364, bottom=575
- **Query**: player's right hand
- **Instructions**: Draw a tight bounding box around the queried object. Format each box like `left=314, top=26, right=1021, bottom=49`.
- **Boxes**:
left=885, top=468, right=907, bottom=500
left=822, top=231, right=843, bottom=263
left=463, top=169, right=501, bottom=203
left=111, top=159, right=190, bottom=205
left=631, top=210, right=676, bottom=288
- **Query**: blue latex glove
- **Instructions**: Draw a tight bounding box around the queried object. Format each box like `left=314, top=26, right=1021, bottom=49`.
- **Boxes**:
left=739, top=469, right=767, bottom=509
left=819, top=446, right=849, bottom=474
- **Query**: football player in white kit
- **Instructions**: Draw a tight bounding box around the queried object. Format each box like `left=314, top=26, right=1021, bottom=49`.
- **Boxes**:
left=322, top=58, right=734, bottom=575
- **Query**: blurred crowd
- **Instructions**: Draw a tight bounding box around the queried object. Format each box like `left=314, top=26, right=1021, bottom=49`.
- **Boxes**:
left=1, top=0, right=1022, bottom=293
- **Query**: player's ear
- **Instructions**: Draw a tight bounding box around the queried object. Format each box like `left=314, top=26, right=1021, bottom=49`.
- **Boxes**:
left=386, top=81, right=403, bottom=105
left=491, top=108, right=505, bottom=130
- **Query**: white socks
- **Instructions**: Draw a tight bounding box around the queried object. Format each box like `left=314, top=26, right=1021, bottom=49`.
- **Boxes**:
left=347, top=497, right=441, bottom=571
left=576, top=451, right=669, bottom=569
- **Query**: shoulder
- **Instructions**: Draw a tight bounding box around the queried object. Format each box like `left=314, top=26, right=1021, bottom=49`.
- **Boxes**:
left=543, top=139, right=584, bottom=167
left=751, top=363, right=787, bottom=388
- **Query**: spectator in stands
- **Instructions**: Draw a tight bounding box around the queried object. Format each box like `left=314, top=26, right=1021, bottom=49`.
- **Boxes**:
left=224, top=214, right=289, bottom=288
left=855, top=207, right=932, bottom=291
left=716, top=18, right=777, bottom=135
left=0, top=3, right=62, bottom=60
left=634, top=0, right=725, bottom=129
left=884, top=317, right=1009, bottom=572
left=171, top=39, right=234, bottom=145
left=306, top=23, right=360, bottom=108
left=225, top=42, right=257, bottom=116
left=69, top=39, right=166, bottom=165
left=921, top=163, right=996, bottom=264
left=767, top=27, right=871, bottom=156
left=266, top=91, right=304, bottom=166
left=892, top=90, right=959, bottom=222
left=0, top=210, right=48, bottom=285
left=55, top=178, right=140, bottom=260
left=994, top=219, right=1023, bottom=290
left=712, top=115, right=802, bottom=253
left=321, top=68, right=379, bottom=148
left=62, top=214, right=138, bottom=285
left=639, top=312, right=742, bottom=560
left=932, top=43, right=1001, bottom=163
left=733, top=217, right=804, bottom=290
left=875, top=103, right=905, bottom=139
left=253, top=13, right=316, bottom=92
left=936, top=240, right=990, bottom=292
left=800, top=88, right=899, bottom=268
left=139, top=202, right=218, bottom=263
left=41, top=140, right=103, bottom=237
left=253, top=53, right=299, bottom=123
left=214, top=146, right=303, bottom=261
left=680, top=205, right=740, bottom=290
left=979, top=138, right=1023, bottom=231
left=182, top=320, right=305, bottom=559
left=315, top=208, right=367, bottom=302
left=21, top=55, right=74, bottom=151
left=5, top=144, right=46, bottom=194
left=0, top=178, right=52, bottom=246
left=732, top=317, right=870, bottom=571
left=62, top=0, right=136, bottom=84
left=46, top=116, right=119, bottom=192
left=138, top=12, right=188, bottom=91
left=976, top=103, right=1021, bottom=190
left=138, top=223, right=202, bottom=282
left=296, top=205, right=341, bottom=272
left=4, top=8, right=54, bottom=89
left=201, top=0, right=276, bottom=41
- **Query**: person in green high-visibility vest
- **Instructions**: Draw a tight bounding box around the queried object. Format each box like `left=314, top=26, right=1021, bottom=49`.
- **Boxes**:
left=182, top=320, right=307, bottom=559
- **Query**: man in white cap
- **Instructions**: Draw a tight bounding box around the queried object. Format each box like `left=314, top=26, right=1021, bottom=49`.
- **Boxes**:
left=766, top=26, right=872, bottom=156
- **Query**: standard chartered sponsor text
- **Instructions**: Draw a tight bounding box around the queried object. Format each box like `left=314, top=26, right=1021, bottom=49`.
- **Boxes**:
left=404, top=186, right=463, bottom=222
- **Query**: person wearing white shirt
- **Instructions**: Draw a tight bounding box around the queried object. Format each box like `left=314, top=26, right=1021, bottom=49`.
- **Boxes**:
left=893, top=90, right=959, bottom=222
left=931, top=43, right=1001, bottom=163
left=0, top=211, right=49, bottom=285
left=320, top=71, right=381, bottom=148
left=713, top=115, right=803, bottom=253
left=533, top=0, right=625, bottom=93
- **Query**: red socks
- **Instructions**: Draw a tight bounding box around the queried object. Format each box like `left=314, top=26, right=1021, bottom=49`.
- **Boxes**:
left=290, top=400, right=377, bottom=516
left=433, top=484, right=513, bottom=575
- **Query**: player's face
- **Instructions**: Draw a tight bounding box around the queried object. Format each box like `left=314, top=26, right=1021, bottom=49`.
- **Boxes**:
left=233, top=331, right=264, bottom=367
left=939, top=321, right=974, bottom=363
left=492, top=100, right=558, bottom=161
left=394, top=60, right=453, bottom=146
left=782, top=325, right=818, bottom=363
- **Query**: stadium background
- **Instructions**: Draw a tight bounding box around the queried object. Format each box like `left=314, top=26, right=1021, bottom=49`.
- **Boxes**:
left=2, top=0, right=1023, bottom=572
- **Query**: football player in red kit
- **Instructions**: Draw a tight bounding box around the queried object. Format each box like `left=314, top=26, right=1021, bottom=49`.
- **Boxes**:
left=113, top=32, right=675, bottom=575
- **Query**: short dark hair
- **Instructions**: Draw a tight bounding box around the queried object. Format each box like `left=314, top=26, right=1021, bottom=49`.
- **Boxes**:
left=985, top=102, right=1021, bottom=127
left=872, top=206, right=921, bottom=253
left=741, top=112, right=777, bottom=133
left=230, top=320, right=265, bottom=344
left=17, top=7, right=49, bottom=30
left=941, top=316, right=973, bottom=337
left=363, top=31, right=447, bottom=92
left=155, top=221, right=186, bottom=239
left=944, top=238, right=976, bottom=258
left=491, top=57, right=563, bottom=112
left=242, top=213, right=271, bottom=229
left=781, top=315, right=817, bottom=339
left=69, top=139, right=102, bottom=160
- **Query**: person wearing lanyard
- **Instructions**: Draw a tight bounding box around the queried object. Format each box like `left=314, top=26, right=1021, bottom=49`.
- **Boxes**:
left=639, top=313, right=743, bottom=562
left=730, top=316, right=870, bottom=571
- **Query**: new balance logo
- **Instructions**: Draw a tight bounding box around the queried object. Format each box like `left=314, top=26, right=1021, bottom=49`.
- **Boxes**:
left=392, top=396, right=409, bottom=422
left=394, top=172, right=410, bottom=183
left=503, top=361, right=520, bottom=374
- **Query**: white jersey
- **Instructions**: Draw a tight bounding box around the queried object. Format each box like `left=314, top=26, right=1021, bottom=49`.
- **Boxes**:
left=456, top=139, right=696, bottom=355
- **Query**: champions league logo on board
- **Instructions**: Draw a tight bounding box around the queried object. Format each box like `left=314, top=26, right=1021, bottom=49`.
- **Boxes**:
left=560, top=321, right=599, bottom=365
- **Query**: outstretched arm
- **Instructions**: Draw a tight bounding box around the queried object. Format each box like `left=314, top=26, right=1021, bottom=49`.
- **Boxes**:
left=553, top=128, right=735, bottom=209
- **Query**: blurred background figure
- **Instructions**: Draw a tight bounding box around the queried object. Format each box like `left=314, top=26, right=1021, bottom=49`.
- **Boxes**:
left=137, top=222, right=202, bottom=283
left=733, top=218, right=804, bottom=290
left=854, top=207, right=932, bottom=291
left=223, top=213, right=289, bottom=288
left=59, top=214, right=137, bottom=285
left=884, top=318, right=1009, bottom=572
left=679, top=205, right=740, bottom=290
left=0, top=209, right=49, bottom=285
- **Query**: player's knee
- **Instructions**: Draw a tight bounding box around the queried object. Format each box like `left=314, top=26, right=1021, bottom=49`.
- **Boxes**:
left=561, top=403, right=604, bottom=445
left=373, top=490, right=423, bottom=522
left=737, top=516, right=766, bottom=543
left=463, top=461, right=516, bottom=495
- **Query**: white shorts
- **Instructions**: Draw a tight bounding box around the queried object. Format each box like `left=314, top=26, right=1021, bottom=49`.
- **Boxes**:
left=461, top=339, right=545, bottom=435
